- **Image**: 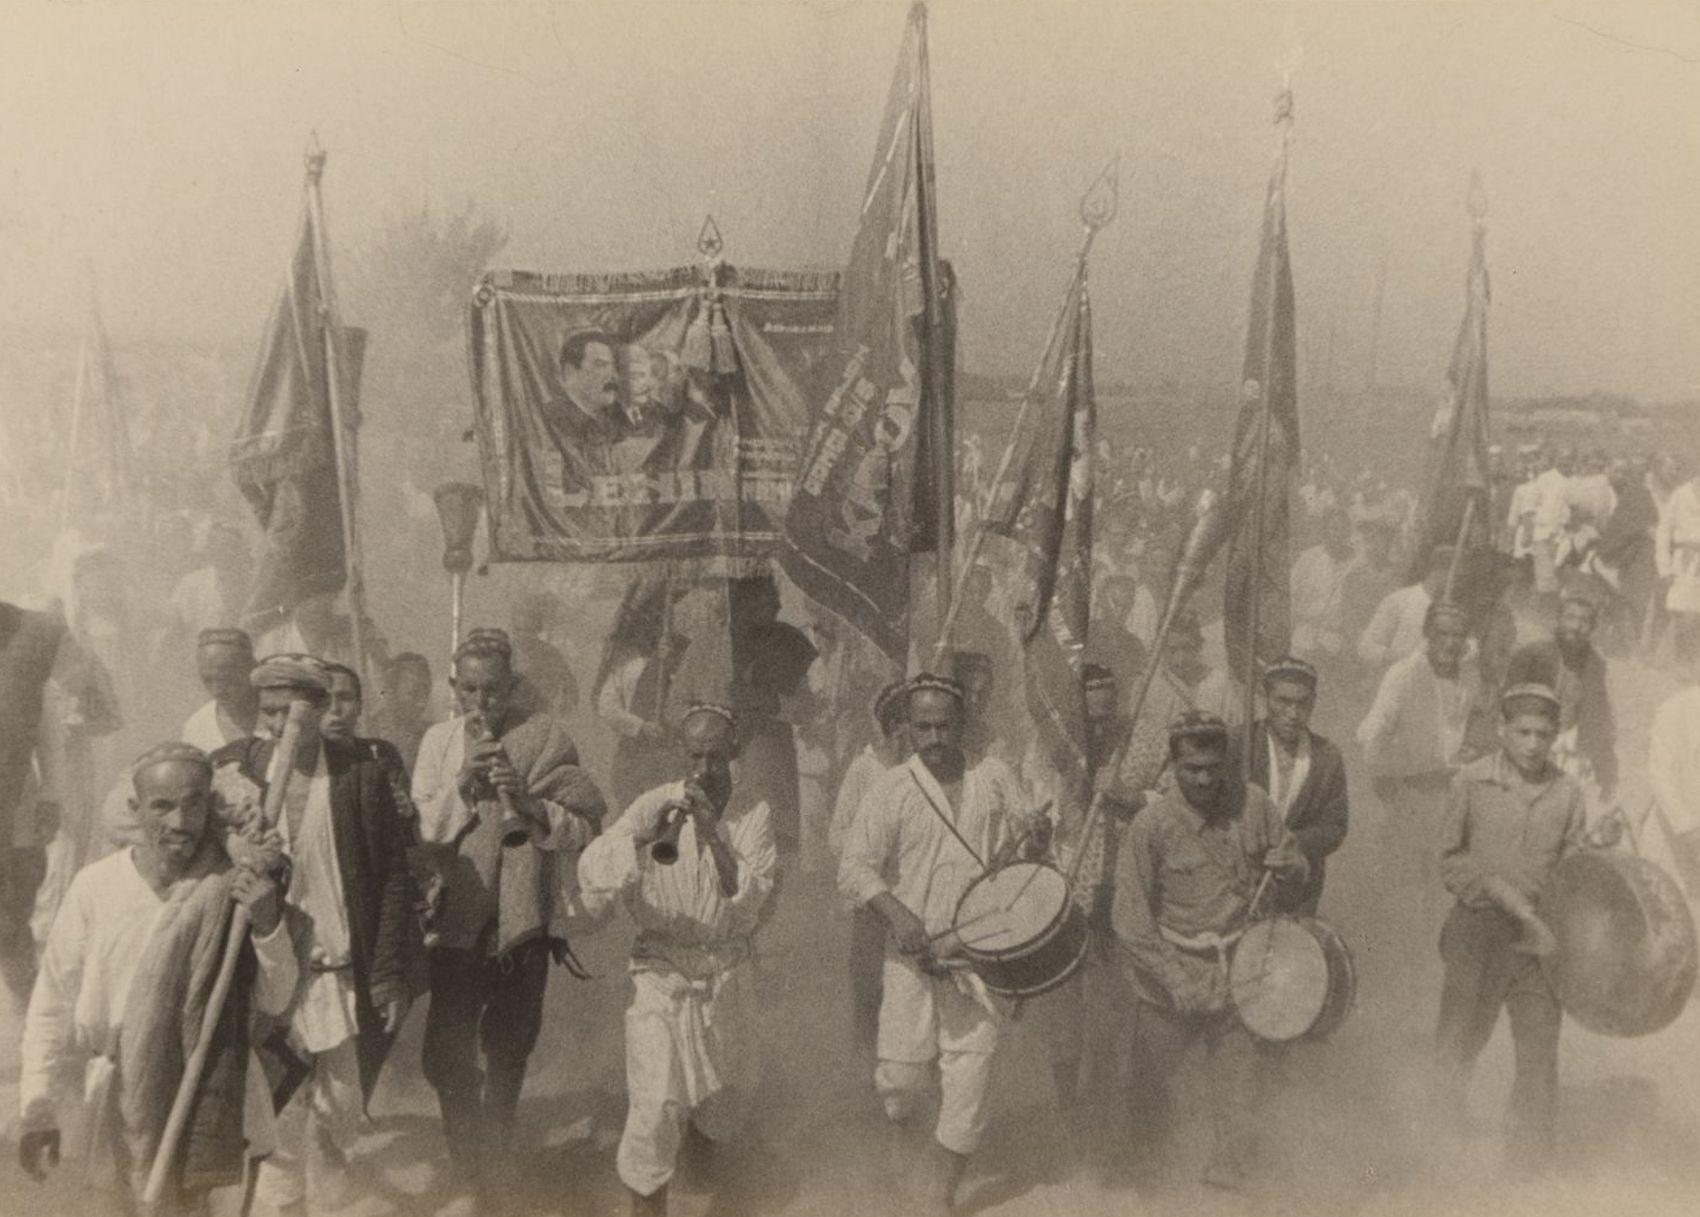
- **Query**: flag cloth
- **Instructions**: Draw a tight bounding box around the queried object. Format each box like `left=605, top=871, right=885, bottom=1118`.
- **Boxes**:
left=467, top=265, right=838, bottom=563
left=1409, top=214, right=1491, bottom=581
left=231, top=204, right=364, bottom=635
left=58, top=277, right=135, bottom=525
left=983, top=260, right=1095, bottom=881
left=1221, top=114, right=1299, bottom=685
left=781, top=1, right=953, bottom=663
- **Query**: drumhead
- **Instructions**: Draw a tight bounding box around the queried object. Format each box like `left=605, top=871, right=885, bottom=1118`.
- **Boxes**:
left=954, top=863, right=1068, bottom=956
left=1230, top=918, right=1330, bottom=1043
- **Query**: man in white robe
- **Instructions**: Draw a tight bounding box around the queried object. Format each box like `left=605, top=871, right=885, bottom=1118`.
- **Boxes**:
left=17, top=743, right=294, bottom=1214
left=179, top=629, right=259, bottom=753
left=579, top=703, right=776, bottom=1217
left=838, top=674, right=1047, bottom=1213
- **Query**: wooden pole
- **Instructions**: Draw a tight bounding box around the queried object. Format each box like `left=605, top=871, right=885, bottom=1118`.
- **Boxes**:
left=450, top=570, right=466, bottom=666
left=912, top=2, right=955, bottom=659
left=1239, top=102, right=1293, bottom=769
left=302, top=139, right=371, bottom=688
left=142, top=703, right=311, bottom=1207
left=1441, top=495, right=1478, bottom=605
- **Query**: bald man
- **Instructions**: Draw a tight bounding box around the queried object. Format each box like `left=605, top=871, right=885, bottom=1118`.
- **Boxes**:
left=579, top=704, right=778, bottom=1217
left=18, top=744, right=295, bottom=1212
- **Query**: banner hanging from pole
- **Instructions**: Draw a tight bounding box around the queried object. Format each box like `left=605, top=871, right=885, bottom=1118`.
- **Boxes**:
left=781, top=0, right=954, bottom=665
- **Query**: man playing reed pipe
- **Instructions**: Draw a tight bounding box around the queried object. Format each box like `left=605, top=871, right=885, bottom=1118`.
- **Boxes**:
left=837, top=673, right=1048, bottom=1214
left=17, top=742, right=296, bottom=1215
left=409, top=631, right=605, bottom=1206
left=578, top=701, right=777, bottom=1217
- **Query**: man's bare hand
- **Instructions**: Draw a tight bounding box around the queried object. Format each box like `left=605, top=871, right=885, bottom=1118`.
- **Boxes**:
left=233, top=869, right=282, bottom=936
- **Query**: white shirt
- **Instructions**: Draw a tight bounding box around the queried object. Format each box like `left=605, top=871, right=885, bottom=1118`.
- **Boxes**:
left=579, top=781, right=777, bottom=977
left=1266, top=730, right=1313, bottom=821
left=19, top=849, right=296, bottom=1130
left=1649, top=685, right=1700, bottom=837
left=275, top=751, right=360, bottom=1054
left=1530, top=467, right=1572, bottom=539
left=1356, top=582, right=1433, bottom=668
left=838, top=754, right=1035, bottom=939
left=828, top=745, right=899, bottom=861
left=1357, top=649, right=1482, bottom=779
left=181, top=699, right=245, bottom=753
left=596, top=655, right=651, bottom=739
left=1655, top=481, right=1700, bottom=614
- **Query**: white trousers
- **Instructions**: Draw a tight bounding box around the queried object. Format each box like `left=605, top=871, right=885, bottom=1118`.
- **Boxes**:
left=252, top=1037, right=362, bottom=1207
left=874, top=956, right=1001, bottom=1156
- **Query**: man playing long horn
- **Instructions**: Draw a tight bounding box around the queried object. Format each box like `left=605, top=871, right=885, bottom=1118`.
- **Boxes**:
left=837, top=673, right=1049, bottom=1214
left=209, top=653, right=422, bottom=1215
left=17, top=742, right=296, bottom=1214
left=578, top=701, right=777, bottom=1217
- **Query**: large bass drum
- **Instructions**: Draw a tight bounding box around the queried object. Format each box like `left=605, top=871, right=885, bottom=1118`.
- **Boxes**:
left=1542, top=850, right=1697, bottom=1037
left=1229, top=916, right=1357, bottom=1043
left=951, top=862, right=1089, bottom=999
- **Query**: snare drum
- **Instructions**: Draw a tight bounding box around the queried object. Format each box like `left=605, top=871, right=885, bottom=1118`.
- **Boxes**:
left=950, top=862, right=1089, bottom=999
left=1228, top=915, right=1357, bottom=1043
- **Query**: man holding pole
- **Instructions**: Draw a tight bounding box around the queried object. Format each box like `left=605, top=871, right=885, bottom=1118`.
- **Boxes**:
left=209, top=654, right=420, bottom=1215
left=17, top=742, right=296, bottom=1214
left=1109, top=711, right=1309, bottom=1192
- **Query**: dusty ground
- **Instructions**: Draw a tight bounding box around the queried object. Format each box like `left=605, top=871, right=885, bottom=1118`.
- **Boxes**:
left=3, top=626, right=1698, bottom=1217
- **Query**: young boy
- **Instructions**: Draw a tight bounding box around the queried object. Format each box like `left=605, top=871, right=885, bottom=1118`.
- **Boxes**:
left=1433, top=682, right=1586, bottom=1172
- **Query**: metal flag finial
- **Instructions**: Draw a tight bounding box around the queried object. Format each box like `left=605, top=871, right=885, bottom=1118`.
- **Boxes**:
left=1467, top=169, right=1488, bottom=223
left=305, top=131, right=326, bottom=183
left=697, top=215, right=724, bottom=263
left=1080, top=153, right=1120, bottom=234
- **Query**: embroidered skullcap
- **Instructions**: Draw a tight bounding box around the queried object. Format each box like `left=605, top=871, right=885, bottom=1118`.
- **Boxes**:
left=1083, top=663, right=1117, bottom=691
left=1424, top=601, right=1470, bottom=632
left=1500, top=682, right=1561, bottom=716
left=907, top=672, right=965, bottom=702
left=130, top=741, right=213, bottom=780
left=250, top=653, right=332, bottom=693
left=1263, top=656, right=1317, bottom=689
left=1167, top=709, right=1229, bottom=746
left=197, top=627, right=253, bottom=652
left=873, top=679, right=908, bottom=727
left=455, top=629, right=513, bottom=664
left=683, top=700, right=738, bottom=733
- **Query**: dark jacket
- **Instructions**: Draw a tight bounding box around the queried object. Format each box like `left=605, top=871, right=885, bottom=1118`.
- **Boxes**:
left=211, top=735, right=421, bottom=1105
left=1245, top=722, right=1350, bottom=916
left=1503, top=639, right=1618, bottom=793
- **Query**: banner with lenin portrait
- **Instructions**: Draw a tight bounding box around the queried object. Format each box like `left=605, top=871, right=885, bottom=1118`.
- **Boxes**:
left=469, top=264, right=839, bottom=563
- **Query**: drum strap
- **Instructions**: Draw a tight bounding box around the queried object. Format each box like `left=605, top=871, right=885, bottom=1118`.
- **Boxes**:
left=909, top=770, right=988, bottom=871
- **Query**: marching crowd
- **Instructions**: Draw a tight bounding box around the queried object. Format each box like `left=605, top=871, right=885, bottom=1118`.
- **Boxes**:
left=4, top=428, right=1700, bottom=1217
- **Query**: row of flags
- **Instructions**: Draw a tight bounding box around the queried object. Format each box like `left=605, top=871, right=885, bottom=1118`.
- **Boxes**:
left=59, top=2, right=1494, bottom=823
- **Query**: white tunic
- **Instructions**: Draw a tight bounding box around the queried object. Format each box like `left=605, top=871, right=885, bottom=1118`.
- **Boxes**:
left=274, top=751, right=360, bottom=1055
left=579, top=783, right=776, bottom=1110
left=838, top=755, right=1037, bottom=1062
left=180, top=700, right=242, bottom=753
left=1655, top=481, right=1700, bottom=615
left=18, top=849, right=296, bottom=1135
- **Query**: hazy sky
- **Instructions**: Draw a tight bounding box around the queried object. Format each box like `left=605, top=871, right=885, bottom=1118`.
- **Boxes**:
left=3, top=0, right=1697, bottom=402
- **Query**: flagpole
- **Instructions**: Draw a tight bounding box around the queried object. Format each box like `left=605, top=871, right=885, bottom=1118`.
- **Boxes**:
left=1239, top=87, right=1295, bottom=765
left=912, top=0, right=955, bottom=660
left=303, top=137, right=371, bottom=684
left=930, top=156, right=1117, bottom=670
left=57, top=337, right=88, bottom=535
left=1441, top=185, right=1490, bottom=605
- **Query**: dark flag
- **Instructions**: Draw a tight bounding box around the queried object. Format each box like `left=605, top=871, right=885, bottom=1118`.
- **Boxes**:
left=1221, top=92, right=1299, bottom=686
left=1410, top=181, right=1491, bottom=582
left=983, top=259, right=1095, bottom=869
left=56, top=273, right=135, bottom=526
left=782, top=1, right=952, bottom=663
left=231, top=197, right=365, bottom=636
